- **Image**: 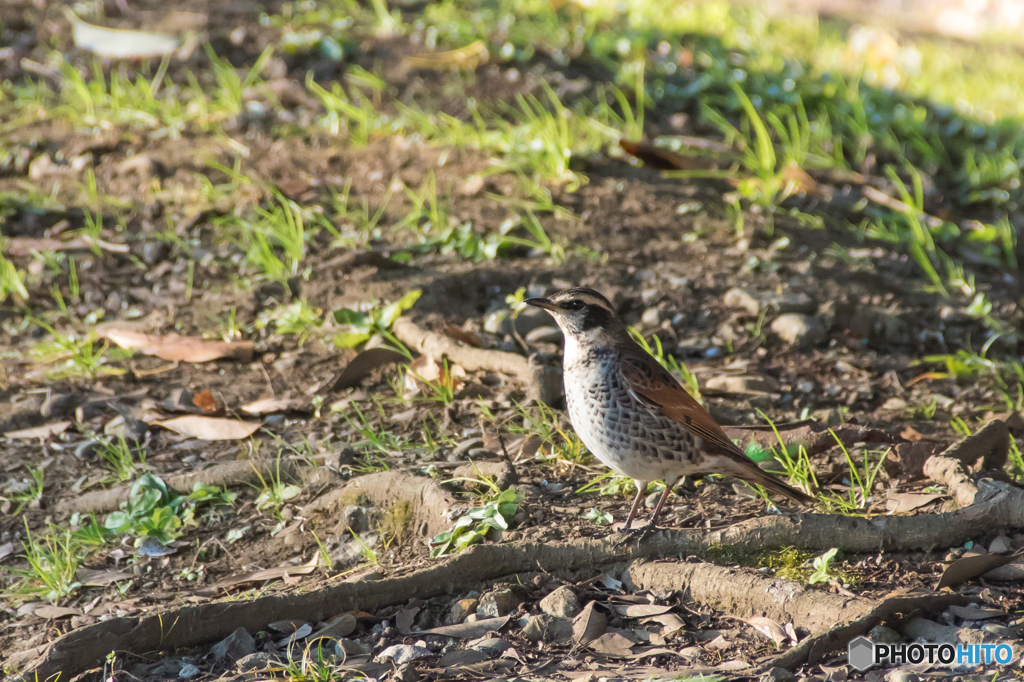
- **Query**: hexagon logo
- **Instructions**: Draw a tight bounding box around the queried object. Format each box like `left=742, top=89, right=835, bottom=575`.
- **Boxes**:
left=848, top=636, right=875, bottom=671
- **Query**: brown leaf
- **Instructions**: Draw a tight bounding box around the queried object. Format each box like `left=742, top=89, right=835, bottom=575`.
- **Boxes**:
left=332, top=347, right=409, bottom=390
left=937, top=552, right=1017, bottom=589
left=947, top=605, right=1007, bottom=620
left=441, top=323, right=482, bottom=348
left=742, top=616, right=787, bottom=647
left=308, top=613, right=357, bottom=642
left=240, top=396, right=304, bottom=415
left=612, top=603, right=673, bottom=618
left=156, top=416, right=262, bottom=441
left=885, top=492, right=944, bottom=513
left=33, top=605, right=82, bottom=619
left=572, top=601, right=607, bottom=645
left=779, top=159, right=818, bottom=194
left=589, top=632, right=636, bottom=656
left=396, top=606, right=420, bottom=635
left=647, top=613, right=686, bottom=636
left=102, top=329, right=253, bottom=363
left=76, top=568, right=132, bottom=586
left=196, top=562, right=317, bottom=596
left=716, top=660, right=751, bottom=671
left=192, top=389, right=218, bottom=413
left=619, top=139, right=702, bottom=171
left=5, top=421, right=71, bottom=440
left=421, top=615, right=510, bottom=638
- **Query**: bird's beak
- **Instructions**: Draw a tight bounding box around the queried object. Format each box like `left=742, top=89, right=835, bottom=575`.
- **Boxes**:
left=525, top=297, right=557, bottom=311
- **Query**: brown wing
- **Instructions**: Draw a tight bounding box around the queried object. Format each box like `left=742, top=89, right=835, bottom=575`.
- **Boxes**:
left=619, top=353, right=744, bottom=457
left=620, top=352, right=815, bottom=505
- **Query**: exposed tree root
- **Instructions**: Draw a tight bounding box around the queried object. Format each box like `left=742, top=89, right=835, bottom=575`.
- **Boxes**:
left=55, top=453, right=344, bottom=515
left=19, top=477, right=1024, bottom=680
left=18, top=428, right=1024, bottom=679
left=624, top=561, right=973, bottom=668
left=391, top=318, right=562, bottom=404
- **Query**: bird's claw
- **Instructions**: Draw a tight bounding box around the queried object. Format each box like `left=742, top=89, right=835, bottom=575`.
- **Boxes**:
left=613, top=522, right=660, bottom=547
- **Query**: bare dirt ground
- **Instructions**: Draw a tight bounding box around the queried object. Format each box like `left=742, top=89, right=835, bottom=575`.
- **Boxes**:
left=2, top=1, right=1024, bottom=681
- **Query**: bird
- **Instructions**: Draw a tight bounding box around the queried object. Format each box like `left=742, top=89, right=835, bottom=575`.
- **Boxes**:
left=526, top=287, right=815, bottom=531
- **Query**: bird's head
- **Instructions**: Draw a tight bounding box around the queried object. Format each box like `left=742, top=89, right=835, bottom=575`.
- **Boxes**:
left=525, top=287, right=624, bottom=343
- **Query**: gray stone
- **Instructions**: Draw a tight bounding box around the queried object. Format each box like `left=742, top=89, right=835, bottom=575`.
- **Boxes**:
left=640, top=306, right=664, bottom=326
left=868, top=625, right=902, bottom=644
left=989, top=535, right=1012, bottom=554
left=521, top=614, right=574, bottom=643
left=377, top=644, right=432, bottom=665
left=723, top=288, right=760, bottom=315
left=211, top=627, right=255, bottom=662
left=524, top=325, right=563, bottom=344
left=477, top=587, right=524, bottom=617
left=449, top=598, right=478, bottom=624
left=771, top=313, right=826, bottom=348
left=236, top=652, right=276, bottom=675
left=900, top=617, right=958, bottom=644
left=765, top=667, right=796, bottom=682
left=468, top=636, right=511, bottom=656
left=179, top=663, right=200, bottom=679
left=336, top=638, right=372, bottom=656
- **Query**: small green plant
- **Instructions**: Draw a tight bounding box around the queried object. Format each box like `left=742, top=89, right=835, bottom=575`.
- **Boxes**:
left=256, top=300, right=324, bottom=343
left=429, top=488, right=522, bottom=558
left=10, top=467, right=45, bottom=514
left=0, top=249, right=29, bottom=303
left=251, top=459, right=303, bottom=515
left=104, top=474, right=235, bottom=546
left=332, top=289, right=421, bottom=348
left=583, top=508, right=613, bottom=525
left=96, top=435, right=145, bottom=482
left=348, top=529, right=379, bottom=565
left=3, top=521, right=84, bottom=604
left=807, top=548, right=839, bottom=585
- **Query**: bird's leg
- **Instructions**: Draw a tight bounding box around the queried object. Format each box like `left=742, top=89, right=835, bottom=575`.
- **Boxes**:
left=647, top=483, right=674, bottom=527
left=622, top=480, right=646, bottom=531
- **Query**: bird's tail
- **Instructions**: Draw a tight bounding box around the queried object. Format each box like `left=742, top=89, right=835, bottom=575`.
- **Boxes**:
left=719, top=453, right=816, bottom=505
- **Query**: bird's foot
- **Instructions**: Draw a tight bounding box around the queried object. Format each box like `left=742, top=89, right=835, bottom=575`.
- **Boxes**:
left=613, top=521, right=661, bottom=547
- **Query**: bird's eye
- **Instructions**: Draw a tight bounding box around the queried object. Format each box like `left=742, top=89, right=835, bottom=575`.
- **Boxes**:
left=564, top=299, right=584, bottom=311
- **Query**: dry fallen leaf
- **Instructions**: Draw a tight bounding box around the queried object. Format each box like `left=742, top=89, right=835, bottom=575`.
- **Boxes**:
left=403, top=355, right=466, bottom=397
left=885, top=491, right=944, bottom=513
left=156, top=416, right=262, bottom=441
left=937, top=552, right=1017, bottom=590
left=612, top=603, right=673, bottom=618
left=741, top=616, right=788, bottom=648
left=64, top=8, right=180, bottom=58
left=76, top=568, right=133, bottom=587
left=196, top=562, right=317, bottom=595
left=422, top=615, right=511, bottom=638
left=192, top=389, right=219, bottom=414
left=102, top=329, right=253, bottom=363
left=308, top=613, right=357, bottom=642
left=619, top=139, right=705, bottom=171
left=947, top=605, right=1007, bottom=620
left=33, top=605, right=82, bottom=619
left=332, top=347, right=409, bottom=390
left=5, top=421, right=71, bottom=440
left=589, top=632, right=636, bottom=656
left=440, top=323, right=483, bottom=347
left=241, top=396, right=304, bottom=415
left=573, top=601, right=607, bottom=645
